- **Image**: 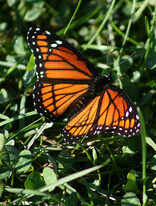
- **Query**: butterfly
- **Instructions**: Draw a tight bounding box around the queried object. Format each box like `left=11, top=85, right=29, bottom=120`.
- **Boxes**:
left=27, top=27, right=140, bottom=144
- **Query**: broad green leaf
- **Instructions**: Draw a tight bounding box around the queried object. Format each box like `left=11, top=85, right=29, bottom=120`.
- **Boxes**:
left=43, top=167, right=57, bottom=191
left=26, top=54, right=35, bottom=71
left=1, top=145, right=19, bottom=166
left=25, top=172, right=45, bottom=189
left=15, top=150, right=32, bottom=173
left=14, top=36, right=26, bottom=55
left=0, top=167, right=11, bottom=180
left=125, top=169, right=139, bottom=194
left=24, top=9, right=41, bottom=21
left=121, top=192, right=141, bottom=206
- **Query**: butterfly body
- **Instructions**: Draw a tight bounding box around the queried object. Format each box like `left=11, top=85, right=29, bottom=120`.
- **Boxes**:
left=27, top=27, right=140, bottom=144
left=90, top=73, right=112, bottom=97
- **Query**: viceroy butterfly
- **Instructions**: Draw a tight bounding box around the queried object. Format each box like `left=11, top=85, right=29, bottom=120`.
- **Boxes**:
left=27, top=27, right=140, bottom=144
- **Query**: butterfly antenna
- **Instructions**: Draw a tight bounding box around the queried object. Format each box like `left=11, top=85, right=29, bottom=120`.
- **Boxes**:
left=106, top=35, right=109, bottom=68
left=114, top=51, right=136, bottom=69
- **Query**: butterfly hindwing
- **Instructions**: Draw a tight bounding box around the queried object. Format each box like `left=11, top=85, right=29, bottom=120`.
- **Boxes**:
left=62, top=96, right=100, bottom=144
left=96, top=85, right=140, bottom=137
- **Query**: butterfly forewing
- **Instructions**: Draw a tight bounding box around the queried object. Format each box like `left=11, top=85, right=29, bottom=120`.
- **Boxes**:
left=27, top=27, right=97, bottom=83
left=27, top=27, right=97, bottom=121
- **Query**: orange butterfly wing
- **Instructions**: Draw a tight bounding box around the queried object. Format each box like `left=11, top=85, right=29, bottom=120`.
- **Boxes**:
left=33, top=81, right=89, bottom=120
left=62, top=85, right=140, bottom=144
left=27, top=27, right=97, bottom=83
left=27, top=27, right=97, bottom=120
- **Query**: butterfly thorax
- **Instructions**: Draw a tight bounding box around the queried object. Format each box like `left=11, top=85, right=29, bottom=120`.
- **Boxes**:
left=90, top=73, right=112, bottom=97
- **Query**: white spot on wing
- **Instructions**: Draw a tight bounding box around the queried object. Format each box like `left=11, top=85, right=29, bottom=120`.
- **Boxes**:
left=56, top=40, right=62, bottom=44
left=137, top=123, right=140, bottom=127
left=45, top=30, right=51, bottom=35
left=125, top=111, right=129, bottom=117
left=51, top=43, right=57, bottom=48
left=136, top=115, right=139, bottom=120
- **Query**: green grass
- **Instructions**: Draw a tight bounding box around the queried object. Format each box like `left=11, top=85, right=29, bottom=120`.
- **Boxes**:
left=0, top=0, right=156, bottom=205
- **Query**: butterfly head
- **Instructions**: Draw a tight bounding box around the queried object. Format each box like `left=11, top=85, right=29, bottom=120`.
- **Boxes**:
left=104, top=72, right=112, bottom=81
